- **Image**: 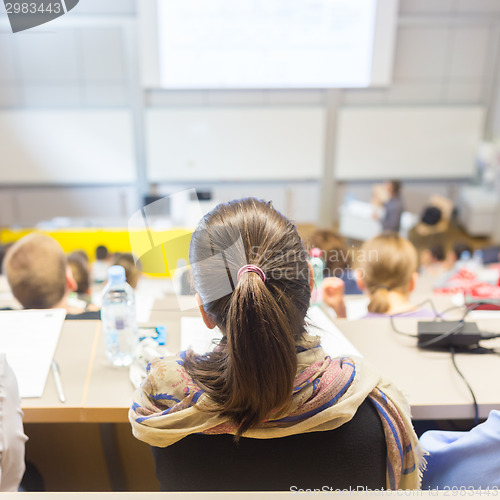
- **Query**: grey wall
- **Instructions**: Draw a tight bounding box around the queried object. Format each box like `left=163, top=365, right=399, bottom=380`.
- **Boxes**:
left=1, top=0, right=500, bottom=225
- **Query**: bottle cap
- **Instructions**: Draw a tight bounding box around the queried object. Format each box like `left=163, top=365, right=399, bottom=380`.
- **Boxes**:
left=108, top=265, right=126, bottom=285
left=310, top=247, right=322, bottom=258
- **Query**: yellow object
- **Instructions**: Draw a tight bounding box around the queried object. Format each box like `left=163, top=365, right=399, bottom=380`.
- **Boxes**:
left=0, top=227, right=193, bottom=277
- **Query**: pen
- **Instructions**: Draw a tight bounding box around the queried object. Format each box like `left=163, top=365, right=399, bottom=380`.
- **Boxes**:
left=51, top=360, right=66, bottom=404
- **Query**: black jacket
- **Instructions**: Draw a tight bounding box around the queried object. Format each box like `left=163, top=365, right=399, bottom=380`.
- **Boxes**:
left=152, top=399, right=387, bottom=491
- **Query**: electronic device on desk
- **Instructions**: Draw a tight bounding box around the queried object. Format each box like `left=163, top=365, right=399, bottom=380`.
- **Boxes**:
left=416, top=318, right=500, bottom=426
left=417, top=321, right=499, bottom=351
left=390, top=302, right=500, bottom=426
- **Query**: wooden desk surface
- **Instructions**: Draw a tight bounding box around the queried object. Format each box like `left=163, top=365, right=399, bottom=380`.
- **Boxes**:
left=335, top=317, right=500, bottom=420
left=21, top=321, right=101, bottom=423
left=21, top=298, right=500, bottom=423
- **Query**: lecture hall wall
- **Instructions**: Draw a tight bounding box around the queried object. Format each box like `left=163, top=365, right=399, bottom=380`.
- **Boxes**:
left=1, top=0, right=500, bottom=226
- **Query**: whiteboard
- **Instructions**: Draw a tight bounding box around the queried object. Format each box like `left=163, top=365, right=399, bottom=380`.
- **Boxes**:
left=146, top=107, right=325, bottom=181
left=0, top=111, right=136, bottom=184
left=335, top=107, right=484, bottom=180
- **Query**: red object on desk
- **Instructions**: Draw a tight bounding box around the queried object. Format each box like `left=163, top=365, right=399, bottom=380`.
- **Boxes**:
left=434, top=268, right=500, bottom=309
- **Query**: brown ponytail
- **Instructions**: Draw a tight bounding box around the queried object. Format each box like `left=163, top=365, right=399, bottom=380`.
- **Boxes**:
left=183, top=198, right=310, bottom=437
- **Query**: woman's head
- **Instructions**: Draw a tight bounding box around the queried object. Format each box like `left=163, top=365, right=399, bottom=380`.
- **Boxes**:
left=68, top=251, right=90, bottom=295
left=190, top=198, right=311, bottom=330
left=112, top=252, right=142, bottom=289
left=358, top=232, right=418, bottom=314
left=452, top=242, right=472, bottom=261
left=186, top=198, right=311, bottom=436
left=306, top=228, right=351, bottom=278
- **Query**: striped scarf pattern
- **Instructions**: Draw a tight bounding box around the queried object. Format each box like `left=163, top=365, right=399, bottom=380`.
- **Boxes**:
left=130, top=342, right=423, bottom=489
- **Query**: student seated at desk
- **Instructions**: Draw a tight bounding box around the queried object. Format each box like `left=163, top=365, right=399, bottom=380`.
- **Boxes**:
left=3, top=234, right=100, bottom=320
left=67, top=251, right=92, bottom=300
left=448, top=242, right=473, bottom=268
left=420, top=244, right=448, bottom=275
left=92, top=245, right=111, bottom=284
left=324, top=232, right=435, bottom=319
left=130, top=198, right=424, bottom=491
left=112, top=252, right=142, bottom=289
left=306, top=228, right=362, bottom=295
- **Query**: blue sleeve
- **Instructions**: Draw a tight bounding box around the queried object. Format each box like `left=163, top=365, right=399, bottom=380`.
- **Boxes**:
left=420, top=411, right=500, bottom=489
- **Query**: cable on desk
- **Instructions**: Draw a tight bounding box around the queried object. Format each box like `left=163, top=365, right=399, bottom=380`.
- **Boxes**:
left=431, top=300, right=500, bottom=321
left=449, top=346, right=479, bottom=428
left=387, top=299, right=498, bottom=429
left=388, top=298, right=440, bottom=338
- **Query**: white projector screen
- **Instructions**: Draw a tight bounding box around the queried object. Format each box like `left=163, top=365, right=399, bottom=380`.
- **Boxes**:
left=140, top=0, right=398, bottom=89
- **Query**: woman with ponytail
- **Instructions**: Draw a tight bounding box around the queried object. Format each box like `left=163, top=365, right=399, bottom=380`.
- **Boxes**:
left=324, top=232, right=435, bottom=318
left=130, top=200, right=425, bottom=490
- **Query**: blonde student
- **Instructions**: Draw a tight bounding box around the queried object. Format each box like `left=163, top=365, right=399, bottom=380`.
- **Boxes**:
left=324, top=232, right=435, bottom=318
left=4, top=234, right=100, bottom=320
left=130, top=199, right=424, bottom=491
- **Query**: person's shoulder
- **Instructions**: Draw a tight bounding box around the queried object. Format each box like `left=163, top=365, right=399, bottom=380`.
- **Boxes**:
left=141, top=352, right=199, bottom=399
left=474, top=410, right=500, bottom=437
left=145, top=354, right=187, bottom=378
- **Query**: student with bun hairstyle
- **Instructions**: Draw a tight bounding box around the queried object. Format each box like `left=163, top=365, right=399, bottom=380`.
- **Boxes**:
left=362, top=232, right=423, bottom=317
left=130, top=199, right=424, bottom=491
left=324, top=232, right=435, bottom=318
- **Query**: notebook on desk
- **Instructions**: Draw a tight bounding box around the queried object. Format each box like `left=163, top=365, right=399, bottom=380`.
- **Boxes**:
left=0, top=308, right=66, bottom=398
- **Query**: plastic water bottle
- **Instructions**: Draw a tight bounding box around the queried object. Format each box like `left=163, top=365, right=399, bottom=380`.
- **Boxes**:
left=456, top=250, right=472, bottom=272
left=101, top=265, right=138, bottom=367
left=310, top=248, right=325, bottom=304
left=472, top=249, right=483, bottom=270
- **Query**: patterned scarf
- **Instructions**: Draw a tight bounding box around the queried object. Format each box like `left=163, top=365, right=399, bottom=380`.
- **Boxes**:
left=130, top=337, right=424, bottom=489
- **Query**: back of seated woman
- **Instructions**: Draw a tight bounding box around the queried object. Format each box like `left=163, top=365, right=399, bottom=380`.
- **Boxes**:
left=129, top=199, right=424, bottom=491
left=324, top=232, right=435, bottom=318
left=361, top=233, right=435, bottom=318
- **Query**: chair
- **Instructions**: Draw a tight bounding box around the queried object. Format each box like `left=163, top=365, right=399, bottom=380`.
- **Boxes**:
left=151, top=399, right=387, bottom=491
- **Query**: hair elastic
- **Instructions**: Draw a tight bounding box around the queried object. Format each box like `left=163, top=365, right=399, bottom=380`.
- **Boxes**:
left=237, top=265, right=266, bottom=283
left=375, top=285, right=390, bottom=291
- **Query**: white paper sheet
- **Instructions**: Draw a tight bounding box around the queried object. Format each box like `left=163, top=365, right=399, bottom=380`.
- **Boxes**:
left=345, top=297, right=370, bottom=320
left=466, top=310, right=500, bottom=320
left=135, top=278, right=176, bottom=323
left=0, top=309, right=66, bottom=398
left=306, top=306, right=362, bottom=358
left=180, top=316, right=223, bottom=354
